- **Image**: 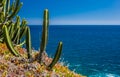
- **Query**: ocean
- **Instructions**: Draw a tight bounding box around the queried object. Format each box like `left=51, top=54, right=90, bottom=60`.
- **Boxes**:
left=30, top=25, right=120, bottom=77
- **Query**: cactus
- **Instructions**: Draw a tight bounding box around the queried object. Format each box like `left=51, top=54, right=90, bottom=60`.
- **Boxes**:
left=8, top=23, right=14, bottom=37
left=17, top=40, right=26, bottom=47
left=48, top=42, right=63, bottom=70
left=20, top=24, right=27, bottom=39
left=0, top=0, right=24, bottom=43
left=2, top=25, right=20, bottom=56
left=8, top=0, right=23, bottom=20
left=13, top=26, right=20, bottom=44
left=38, top=9, right=63, bottom=69
left=1, top=0, right=64, bottom=71
left=5, top=0, right=10, bottom=15
left=39, top=9, right=49, bottom=63
left=26, top=26, right=32, bottom=59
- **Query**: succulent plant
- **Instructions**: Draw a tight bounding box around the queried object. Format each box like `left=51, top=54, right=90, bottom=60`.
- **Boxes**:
left=48, top=42, right=63, bottom=70
left=39, top=9, right=49, bottom=63
left=38, top=9, right=63, bottom=69
left=1, top=0, right=63, bottom=70
left=2, top=25, right=20, bottom=56
left=0, top=0, right=28, bottom=57
left=0, top=0, right=26, bottom=42
left=26, top=26, right=32, bottom=59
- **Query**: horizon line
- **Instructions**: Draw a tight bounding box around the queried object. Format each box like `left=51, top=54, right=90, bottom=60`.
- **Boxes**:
left=28, top=24, right=120, bottom=26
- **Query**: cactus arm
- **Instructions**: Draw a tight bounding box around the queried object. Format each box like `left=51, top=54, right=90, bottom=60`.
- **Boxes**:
left=48, top=42, right=63, bottom=70
left=13, top=26, right=20, bottom=44
left=5, top=0, right=10, bottom=16
left=40, top=9, right=49, bottom=52
left=8, top=1, right=15, bottom=13
left=16, top=40, right=26, bottom=47
left=2, top=25, right=20, bottom=56
left=2, top=0, right=6, bottom=16
left=0, top=12, right=5, bottom=23
left=14, top=16, right=20, bottom=28
left=20, top=25, right=27, bottom=39
left=11, top=16, right=20, bottom=41
left=26, top=26, right=32, bottom=59
left=8, top=0, right=23, bottom=20
left=20, top=19, right=27, bottom=28
left=9, top=23, right=14, bottom=38
left=39, top=9, right=49, bottom=63
left=6, top=0, right=10, bottom=13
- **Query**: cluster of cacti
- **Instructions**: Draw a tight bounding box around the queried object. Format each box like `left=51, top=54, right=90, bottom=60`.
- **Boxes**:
left=0, top=0, right=63, bottom=70
left=0, top=0, right=31, bottom=57
left=0, top=0, right=27, bottom=56
left=0, top=0, right=27, bottom=44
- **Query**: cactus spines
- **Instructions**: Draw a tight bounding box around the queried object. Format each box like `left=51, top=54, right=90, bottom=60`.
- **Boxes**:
left=39, top=9, right=49, bottom=63
left=2, top=25, right=20, bottom=56
left=48, top=42, right=63, bottom=70
left=26, top=26, right=32, bottom=59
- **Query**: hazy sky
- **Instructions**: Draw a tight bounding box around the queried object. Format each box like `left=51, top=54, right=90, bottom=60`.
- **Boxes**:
left=18, top=0, right=120, bottom=25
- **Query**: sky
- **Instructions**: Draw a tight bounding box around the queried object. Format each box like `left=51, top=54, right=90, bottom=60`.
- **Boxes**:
left=17, top=0, right=120, bottom=25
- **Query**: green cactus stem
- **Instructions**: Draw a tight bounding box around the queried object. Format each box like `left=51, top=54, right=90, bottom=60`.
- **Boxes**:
left=20, top=25, right=27, bottom=39
left=13, top=26, right=20, bottom=44
left=6, top=0, right=10, bottom=15
left=9, top=0, right=15, bottom=13
left=0, top=12, right=5, bottom=23
left=20, top=19, right=27, bottom=28
left=2, top=25, right=20, bottom=56
left=16, top=40, right=25, bottom=47
left=39, top=9, right=49, bottom=63
left=8, top=0, right=23, bottom=20
left=48, top=42, right=63, bottom=70
left=3, top=0, right=6, bottom=16
left=14, top=16, right=20, bottom=28
left=26, top=26, right=32, bottom=59
left=9, top=23, right=14, bottom=38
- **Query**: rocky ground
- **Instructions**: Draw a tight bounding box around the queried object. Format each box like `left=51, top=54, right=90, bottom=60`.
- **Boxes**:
left=0, top=43, right=85, bottom=77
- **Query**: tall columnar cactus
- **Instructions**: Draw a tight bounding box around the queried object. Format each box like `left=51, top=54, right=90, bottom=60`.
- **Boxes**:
left=2, top=25, right=20, bottom=56
left=39, top=9, right=49, bottom=63
left=48, top=42, right=63, bottom=70
left=26, top=26, right=32, bottom=59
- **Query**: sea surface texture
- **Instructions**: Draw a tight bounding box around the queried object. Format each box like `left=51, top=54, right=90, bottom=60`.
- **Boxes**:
left=30, top=25, right=120, bottom=77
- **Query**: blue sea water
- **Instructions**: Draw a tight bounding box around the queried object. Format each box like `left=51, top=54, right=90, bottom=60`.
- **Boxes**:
left=30, top=25, right=120, bottom=77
